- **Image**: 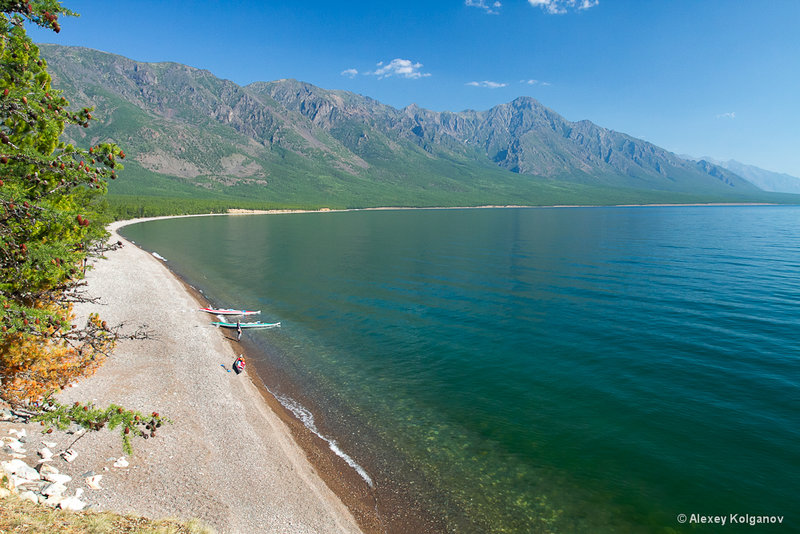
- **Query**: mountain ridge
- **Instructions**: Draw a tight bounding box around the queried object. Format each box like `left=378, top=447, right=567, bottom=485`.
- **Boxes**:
left=38, top=44, right=782, bottom=209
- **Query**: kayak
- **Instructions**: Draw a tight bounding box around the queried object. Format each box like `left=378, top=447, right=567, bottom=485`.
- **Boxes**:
left=211, top=321, right=281, bottom=329
left=200, top=307, right=260, bottom=316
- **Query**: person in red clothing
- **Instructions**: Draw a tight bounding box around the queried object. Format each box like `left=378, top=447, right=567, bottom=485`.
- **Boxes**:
left=233, top=355, right=246, bottom=374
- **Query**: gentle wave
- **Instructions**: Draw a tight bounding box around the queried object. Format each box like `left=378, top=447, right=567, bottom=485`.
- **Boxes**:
left=269, top=389, right=374, bottom=488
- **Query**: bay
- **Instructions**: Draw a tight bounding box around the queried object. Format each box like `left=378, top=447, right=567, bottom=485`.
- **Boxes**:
left=122, top=206, right=800, bottom=533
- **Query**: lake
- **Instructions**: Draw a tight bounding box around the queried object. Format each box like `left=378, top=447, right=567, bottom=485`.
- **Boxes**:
left=122, top=206, right=799, bottom=533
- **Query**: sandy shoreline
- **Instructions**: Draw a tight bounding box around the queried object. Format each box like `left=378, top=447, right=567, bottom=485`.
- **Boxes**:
left=38, top=219, right=370, bottom=533
left=117, top=201, right=783, bottom=225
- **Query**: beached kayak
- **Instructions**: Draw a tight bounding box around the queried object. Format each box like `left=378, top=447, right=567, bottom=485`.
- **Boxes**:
left=211, top=321, right=281, bottom=329
left=200, top=307, right=261, bottom=316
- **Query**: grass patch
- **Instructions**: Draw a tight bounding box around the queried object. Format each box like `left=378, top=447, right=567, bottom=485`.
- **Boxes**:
left=0, top=492, right=214, bottom=534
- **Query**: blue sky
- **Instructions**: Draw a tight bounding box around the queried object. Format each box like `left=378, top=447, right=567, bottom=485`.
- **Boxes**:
left=28, top=0, right=800, bottom=176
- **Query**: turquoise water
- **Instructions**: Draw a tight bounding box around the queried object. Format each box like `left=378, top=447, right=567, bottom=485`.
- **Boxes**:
left=122, top=206, right=799, bottom=533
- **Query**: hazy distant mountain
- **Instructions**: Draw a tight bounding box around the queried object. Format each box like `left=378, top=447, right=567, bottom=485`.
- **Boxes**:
left=40, top=44, right=770, bottom=208
left=685, top=157, right=800, bottom=194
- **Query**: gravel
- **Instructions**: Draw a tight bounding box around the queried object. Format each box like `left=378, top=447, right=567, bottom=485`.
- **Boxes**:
left=42, top=219, right=364, bottom=534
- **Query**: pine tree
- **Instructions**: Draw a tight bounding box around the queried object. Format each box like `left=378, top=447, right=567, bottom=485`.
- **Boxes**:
left=0, top=0, right=125, bottom=405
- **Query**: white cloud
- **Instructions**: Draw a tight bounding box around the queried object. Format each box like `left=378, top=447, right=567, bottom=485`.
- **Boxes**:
left=716, top=112, right=736, bottom=119
left=341, top=68, right=358, bottom=78
left=369, top=59, right=431, bottom=79
left=466, top=80, right=508, bottom=88
left=520, top=79, right=552, bottom=86
left=528, top=0, right=598, bottom=15
left=466, top=0, right=502, bottom=15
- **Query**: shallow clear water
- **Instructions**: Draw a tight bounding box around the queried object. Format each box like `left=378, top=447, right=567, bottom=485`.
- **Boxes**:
left=122, top=206, right=800, bottom=533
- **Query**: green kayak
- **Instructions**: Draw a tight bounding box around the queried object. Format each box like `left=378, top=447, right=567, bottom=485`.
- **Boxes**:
left=211, top=321, right=281, bottom=329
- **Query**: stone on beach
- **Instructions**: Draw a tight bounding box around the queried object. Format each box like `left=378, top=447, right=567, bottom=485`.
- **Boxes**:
left=0, top=440, right=86, bottom=510
left=85, top=474, right=103, bottom=489
left=43, top=493, right=66, bottom=507
left=41, top=481, right=68, bottom=496
left=58, top=488, right=87, bottom=511
left=18, top=490, right=39, bottom=504
left=112, top=456, right=129, bottom=468
left=42, top=472, right=72, bottom=485
left=2, top=437, right=26, bottom=454
left=60, top=448, right=78, bottom=462
left=38, top=446, right=54, bottom=461
left=2, top=459, right=40, bottom=481
left=37, top=462, right=59, bottom=475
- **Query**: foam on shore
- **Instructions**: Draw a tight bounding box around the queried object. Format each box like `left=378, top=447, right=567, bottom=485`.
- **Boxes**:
left=271, top=391, right=374, bottom=488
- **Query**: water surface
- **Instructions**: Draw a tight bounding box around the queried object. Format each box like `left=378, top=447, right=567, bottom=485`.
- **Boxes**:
left=122, top=206, right=799, bottom=533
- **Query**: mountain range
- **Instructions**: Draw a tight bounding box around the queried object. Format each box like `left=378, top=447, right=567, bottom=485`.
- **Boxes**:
left=683, top=157, right=800, bottom=195
left=39, top=44, right=794, bottom=209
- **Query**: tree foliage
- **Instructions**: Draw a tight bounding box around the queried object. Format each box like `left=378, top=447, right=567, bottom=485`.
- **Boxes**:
left=0, top=0, right=125, bottom=405
left=33, top=399, right=170, bottom=455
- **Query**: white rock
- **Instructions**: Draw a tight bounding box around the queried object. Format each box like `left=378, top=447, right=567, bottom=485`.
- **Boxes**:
left=43, top=441, right=57, bottom=449
left=2, top=459, right=40, bottom=481
left=5, top=438, right=26, bottom=454
left=58, top=488, right=86, bottom=511
left=43, top=473, right=72, bottom=485
left=38, top=463, right=59, bottom=475
left=38, top=447, right=54, bottom=460
left=2, top=459, right=16, bottom=473
left=9, top=428, right=26, bottom=439
left=61, top=449, right=78, bottom=463
left=0, top=487, right=11, bottom=498
left=18, top=490, right=38, bottom=504
left=41, top=482, right=68, bottom=496
left=16, top=479, right=47, bottom=491
left=43, top=494, right=64, bottom=507
left=113, top=457, right=129, bottom=468
left=11, top=474, right=32, bottom=487
left=85, top=474, right=103, bottom=490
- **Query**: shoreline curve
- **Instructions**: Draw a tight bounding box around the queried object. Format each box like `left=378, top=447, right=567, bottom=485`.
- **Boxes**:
left=54, top=218, right=372, bottom=533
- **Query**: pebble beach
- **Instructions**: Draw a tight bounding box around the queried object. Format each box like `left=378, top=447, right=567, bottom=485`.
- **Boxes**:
left=2, top=218, right=367, bottom=534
